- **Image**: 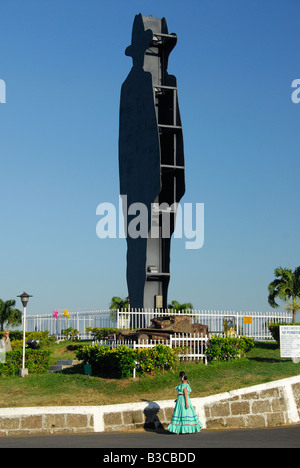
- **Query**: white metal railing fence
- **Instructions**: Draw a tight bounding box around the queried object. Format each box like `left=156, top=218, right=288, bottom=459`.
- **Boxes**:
left=26, top=309, right=115, bottom=336
left=170, top=333, right=209, bottom=363
left=95, top=333, right=208, bottom=363
left=116, top=308, right=292, bottom=340
left=25, top=307, right=292, bottom=340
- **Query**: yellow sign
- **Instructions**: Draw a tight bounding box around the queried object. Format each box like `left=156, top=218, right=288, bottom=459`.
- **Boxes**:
left=244, top=316, right=252, bottom=324
left=155, top=295, right=163, bottom=308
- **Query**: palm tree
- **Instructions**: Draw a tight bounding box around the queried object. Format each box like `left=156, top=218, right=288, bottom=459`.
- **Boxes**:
left=109, top=296, right=130, bottom=324
left=0, top=299, right=22, bottom=331
left=168, top=300, right=193, bottom=313
left=109, top=296, right=129, bottom=311
left=268, top=266, right=300, bottom=322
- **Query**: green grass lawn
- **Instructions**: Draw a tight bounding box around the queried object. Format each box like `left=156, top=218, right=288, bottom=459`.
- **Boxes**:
left=0, top=341, right=299, bottom=408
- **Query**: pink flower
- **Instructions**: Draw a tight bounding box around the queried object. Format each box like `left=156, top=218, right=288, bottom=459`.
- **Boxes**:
left=53, top=310, right=58, bottom=319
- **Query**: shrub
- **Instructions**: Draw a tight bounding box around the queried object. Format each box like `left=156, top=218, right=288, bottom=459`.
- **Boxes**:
left=76, top=344, right=111, bottom=375
left=61, top=328, right=79, bottom=340
left=0, top=330, right=53, bottom=348
left=137, top=344, right=178, bottom=374
left=0, top=331, right=22, bottom=341
left=27, top=331, right=54, bottom=348
left=205, top=336, right=254, bottom=361
left=85, top=327, right=119, bottom=341
left=66, top=343, right=83, bottom=351
left=76, top=344, right=178, bottom=378
left=0, top=349, right=51, bottom=376
left=11, top=339, right=23, bottom=350
left=269, top=322, right=300, bottom=347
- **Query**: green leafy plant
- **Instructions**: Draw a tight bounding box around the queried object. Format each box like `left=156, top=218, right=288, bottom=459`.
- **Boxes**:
left=0, top=349, right=51, bottom=376
left=168, top=300, right=193, bottom=313
left=0, top=330, right=54, bottom=349
left=205, top=336, right=254, bottom=361
left=61, top=327, right=79, bottom=340
left=85, top=327, right=119, bottom=341
left=268, top=266, right=300, bottom=322
left=0, top=299, right=22, bottom=331
left=109, top=296, right=129, bottom=311
left=76, top=344, right=178, bottom=378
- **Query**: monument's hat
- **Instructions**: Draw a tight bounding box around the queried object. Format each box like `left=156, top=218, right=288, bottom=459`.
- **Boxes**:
left=125, top=14, right=153, bottom=59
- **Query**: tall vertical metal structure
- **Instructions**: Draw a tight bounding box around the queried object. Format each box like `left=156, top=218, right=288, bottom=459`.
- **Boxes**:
left=119, top=14, right=185, bottom=321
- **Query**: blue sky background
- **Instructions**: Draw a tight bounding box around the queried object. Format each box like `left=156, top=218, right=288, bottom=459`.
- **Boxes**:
left=0, top=0, right=299, bottom=317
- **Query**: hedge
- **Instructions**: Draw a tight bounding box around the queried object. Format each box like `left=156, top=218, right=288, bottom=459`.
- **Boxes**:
left=205, top=336, right=254, bottom=361
left=0, top=349, right=51, bottom=376
left=0, top=331, right=54, bottom=348
left=76, top=344, right=178, bottom=378
left=85, top=327, right=119, bottom=341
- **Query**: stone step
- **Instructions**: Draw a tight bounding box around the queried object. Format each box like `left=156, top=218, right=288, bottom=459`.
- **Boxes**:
left=56, top=360, right=82, bottom=366
left=49, top=360, right=82, bottom=372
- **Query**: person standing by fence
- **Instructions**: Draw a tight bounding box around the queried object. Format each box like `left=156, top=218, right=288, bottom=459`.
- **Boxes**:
left=0, top=330, right=12, bottom=363
left=168, top=371, right=203, bottom=434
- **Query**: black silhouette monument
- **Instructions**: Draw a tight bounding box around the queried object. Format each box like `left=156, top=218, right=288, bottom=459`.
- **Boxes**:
left=119, top=14, right=185, bottom=323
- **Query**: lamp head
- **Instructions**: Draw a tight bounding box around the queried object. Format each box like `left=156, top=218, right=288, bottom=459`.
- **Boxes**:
left=17, top=292, right=32, bottom=308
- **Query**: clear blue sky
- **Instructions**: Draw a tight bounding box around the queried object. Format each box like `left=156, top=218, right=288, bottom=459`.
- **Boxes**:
left=0, top=0, right=299, bottom=317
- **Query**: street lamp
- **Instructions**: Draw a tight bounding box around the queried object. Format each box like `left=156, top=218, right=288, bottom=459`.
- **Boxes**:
left=17, top=291, right=32, bottom=377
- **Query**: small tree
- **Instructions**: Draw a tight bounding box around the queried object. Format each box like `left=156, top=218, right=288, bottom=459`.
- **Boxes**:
left=109, top=296, right=129, bottom=311
left=0, top=299, right=22, bottom=331
left=268, top=266, right=300, bottom=322
left=109, top=296, right=130, bottom=322
left=61, top=327, right=79, bottom=340
left=168, top=300, right=193, bottom=313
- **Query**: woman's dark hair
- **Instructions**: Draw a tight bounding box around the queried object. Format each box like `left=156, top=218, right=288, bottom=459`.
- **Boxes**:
left=179, top=371, right=188, bottom=381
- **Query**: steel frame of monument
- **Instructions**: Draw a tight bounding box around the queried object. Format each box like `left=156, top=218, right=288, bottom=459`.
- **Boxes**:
left=119, top=14, right=185, bottom=322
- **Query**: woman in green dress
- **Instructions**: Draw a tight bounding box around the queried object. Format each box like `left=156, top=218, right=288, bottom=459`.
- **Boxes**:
left=168, top=371, right=203, bottom=434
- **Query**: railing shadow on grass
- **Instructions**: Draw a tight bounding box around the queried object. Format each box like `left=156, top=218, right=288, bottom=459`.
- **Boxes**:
left=247, top=341, right=290, bottom=363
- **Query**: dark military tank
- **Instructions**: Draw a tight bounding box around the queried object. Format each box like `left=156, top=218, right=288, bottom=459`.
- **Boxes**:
left=118, top=315, right=209, bottom=343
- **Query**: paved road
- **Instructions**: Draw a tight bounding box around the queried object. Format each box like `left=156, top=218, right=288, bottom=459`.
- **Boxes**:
left=0, top=425, right=299, bottom=449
